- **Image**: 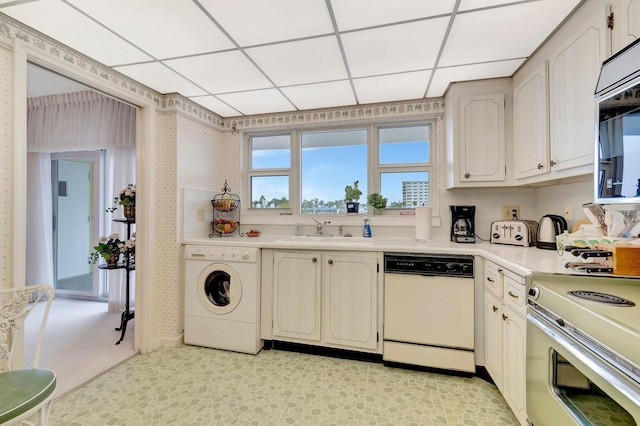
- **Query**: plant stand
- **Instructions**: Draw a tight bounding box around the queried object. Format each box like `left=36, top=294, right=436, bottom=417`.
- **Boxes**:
left=99, top=217, right=135, bottom=345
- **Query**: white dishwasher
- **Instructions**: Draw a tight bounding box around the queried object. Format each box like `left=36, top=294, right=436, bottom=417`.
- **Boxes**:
left=383, top=253, right=475, bottom=373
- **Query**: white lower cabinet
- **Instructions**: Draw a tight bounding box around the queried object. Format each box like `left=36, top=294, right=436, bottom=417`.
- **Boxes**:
left=483, top=261, right=527, bottom=425
left=272, top=250, right=380, bottom=353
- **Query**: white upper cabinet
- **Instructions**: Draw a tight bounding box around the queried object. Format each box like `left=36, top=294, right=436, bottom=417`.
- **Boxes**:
left=446, top=79, right=511, bottom=188
left=548, top=6, right=610, bottom=173
left=612, top=0, right=640, bottom=53
left=513, top=62, right=549, bottom=180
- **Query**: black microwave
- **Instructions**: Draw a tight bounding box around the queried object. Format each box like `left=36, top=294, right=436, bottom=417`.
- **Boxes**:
left=594, top=37, right=640, bottom=204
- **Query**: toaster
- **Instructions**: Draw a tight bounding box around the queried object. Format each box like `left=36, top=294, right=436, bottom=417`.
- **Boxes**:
left=490, top=220, right=539, bottom=247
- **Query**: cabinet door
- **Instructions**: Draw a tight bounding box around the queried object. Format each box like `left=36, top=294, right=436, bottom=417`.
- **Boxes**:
left=272, top=252, right=322, bottom=342
left=323, top=253, right=378, bottom=350
left=549, top=6, right=609, bottom=172
left=484, top=291, right=503, bottom=391
left=613, top=0, right=640, bottom=53
left=503, top=307, right=526, bottom=426
left=514, top=62, right=549, bottom=179
left=458, top=94, right=506, bottom=182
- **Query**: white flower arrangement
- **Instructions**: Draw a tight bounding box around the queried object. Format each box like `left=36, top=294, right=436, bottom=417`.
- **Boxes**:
left=106, top=184, right=136, bottom=213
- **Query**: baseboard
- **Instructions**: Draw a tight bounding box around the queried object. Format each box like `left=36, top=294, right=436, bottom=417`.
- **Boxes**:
left=153, top=333, right=183, bottom=350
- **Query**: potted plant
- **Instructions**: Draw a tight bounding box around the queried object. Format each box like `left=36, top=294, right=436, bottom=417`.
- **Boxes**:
left=344, top=180, right=362, bottom=213
left=106, top=183, right=136, bottom=219
left=89, top=233, right=123, bottom=267
left=367, top=192, right=388, bottom=214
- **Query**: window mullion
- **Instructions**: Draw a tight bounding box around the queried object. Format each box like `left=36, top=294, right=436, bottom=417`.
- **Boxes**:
left=290, top=130, right=301, bottom=214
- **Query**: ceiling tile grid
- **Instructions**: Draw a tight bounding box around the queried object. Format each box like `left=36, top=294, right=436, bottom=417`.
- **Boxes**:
left=1, top=0, right=582, bottom=118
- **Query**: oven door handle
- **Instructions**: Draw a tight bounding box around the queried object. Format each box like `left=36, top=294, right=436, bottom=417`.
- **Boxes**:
left=527, top=310, right=640, bottom=404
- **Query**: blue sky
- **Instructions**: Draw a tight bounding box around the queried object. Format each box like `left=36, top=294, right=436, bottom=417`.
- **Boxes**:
left=251, top=137, right=429, bottom=206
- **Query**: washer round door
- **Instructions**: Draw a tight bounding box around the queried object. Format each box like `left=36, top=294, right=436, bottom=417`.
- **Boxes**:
left=196, top=263, right=243, bottom=315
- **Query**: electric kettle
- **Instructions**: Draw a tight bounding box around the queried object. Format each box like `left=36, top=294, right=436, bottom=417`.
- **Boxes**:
left=536, top=214, right=568, bottom=250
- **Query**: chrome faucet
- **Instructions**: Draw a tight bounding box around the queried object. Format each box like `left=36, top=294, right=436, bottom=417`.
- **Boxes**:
left=312, top=217, right=331, bottom=236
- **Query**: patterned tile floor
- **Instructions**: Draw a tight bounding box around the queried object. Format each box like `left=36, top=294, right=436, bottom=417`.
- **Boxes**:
left=50, top=345, right=518, bottom=425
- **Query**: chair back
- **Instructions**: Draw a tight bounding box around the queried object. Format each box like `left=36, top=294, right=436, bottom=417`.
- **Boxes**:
left=0, top=285, right=54, bottom=372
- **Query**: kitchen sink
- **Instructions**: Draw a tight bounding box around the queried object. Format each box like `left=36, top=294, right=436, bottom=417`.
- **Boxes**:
left=277, top=235, right=376, bottom=245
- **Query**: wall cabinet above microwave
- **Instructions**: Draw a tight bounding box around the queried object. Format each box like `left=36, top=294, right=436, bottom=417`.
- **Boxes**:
left=513, top=5, right=610, bottom=185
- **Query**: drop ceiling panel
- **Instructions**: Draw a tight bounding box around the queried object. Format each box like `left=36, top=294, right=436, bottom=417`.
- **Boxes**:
left=439, top=1, right=580, bottom=67
left=331, top=0, right=456, bottom=31
left=199, top=0, right=334, bottom=46
left=164, top=51, right=272, bottom=94
left=354, top=71, right=431, bottom=104
left=458, top=0, right=521, bottom=12
left=217, top=89, right=296, bottom=115
left=342, top=18, right=449, bottom=78
left=67, top=0, right=234, bottom=59
left=189, top=96, right=241, bottom=117
left=1, top=0, right=151, bottom=65
left=115, top=63, right=207, bottom=97
left=246, top=37, right=347, bottom=86
left=427, top=59, right=524, bottom=97
left=281, top=80, right=356, bottom=110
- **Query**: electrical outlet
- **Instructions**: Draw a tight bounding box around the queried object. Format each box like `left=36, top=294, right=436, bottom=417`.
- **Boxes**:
left=503, top=205, right=520, bottom=220
left=196, top=208, right=205, bottom=221
left=564, top=204, right=572, bottom=221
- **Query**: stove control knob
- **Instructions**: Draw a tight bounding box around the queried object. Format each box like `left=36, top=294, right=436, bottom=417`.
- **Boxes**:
left=528, top=287, right=540, bottom=300
left=515, top=235, right=523, bottom=241
left=492, top=233, right=500, bottom=239
left=241, top=250, right=251, bottom=260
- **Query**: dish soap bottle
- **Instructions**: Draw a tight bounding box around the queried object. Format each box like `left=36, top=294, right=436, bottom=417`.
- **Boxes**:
left=363, top=218, right=372, bottom=238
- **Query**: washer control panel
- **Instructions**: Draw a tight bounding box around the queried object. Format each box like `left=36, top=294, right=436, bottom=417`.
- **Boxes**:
left=185, top=245, right=258, bottom=263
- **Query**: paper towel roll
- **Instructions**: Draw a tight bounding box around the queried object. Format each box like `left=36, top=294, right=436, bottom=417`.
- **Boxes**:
left=415, top=206, right=432, bottom=241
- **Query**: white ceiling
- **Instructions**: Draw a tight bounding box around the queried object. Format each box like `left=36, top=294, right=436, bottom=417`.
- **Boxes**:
left=2, top=0, right=583, bottom=117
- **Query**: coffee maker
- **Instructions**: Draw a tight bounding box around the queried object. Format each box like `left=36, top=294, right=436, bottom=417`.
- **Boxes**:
left=450, top=205, right=476, bottom=243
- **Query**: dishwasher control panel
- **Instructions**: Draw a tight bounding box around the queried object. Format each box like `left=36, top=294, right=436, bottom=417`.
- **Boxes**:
left=384, top=253, right=474, bottom=277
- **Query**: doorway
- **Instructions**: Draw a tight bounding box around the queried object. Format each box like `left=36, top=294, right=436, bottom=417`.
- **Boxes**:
left=51, top=152, right=102, bottom=300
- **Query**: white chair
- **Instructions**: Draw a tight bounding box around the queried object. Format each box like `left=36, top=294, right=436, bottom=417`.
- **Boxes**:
left=0, top=285, right=56, bottom=426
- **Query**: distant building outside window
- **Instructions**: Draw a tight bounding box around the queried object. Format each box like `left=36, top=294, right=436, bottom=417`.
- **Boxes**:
left=402, top=181, right=428, bottom=207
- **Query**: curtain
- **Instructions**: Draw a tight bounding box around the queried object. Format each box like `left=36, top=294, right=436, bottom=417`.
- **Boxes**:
left=27, top=91, right=135, bottom=152
left=26, top=153, right=54, bottom=287
left=26, top=91, right=136, bottom=311
left=104, top=147, right=136, bottom=312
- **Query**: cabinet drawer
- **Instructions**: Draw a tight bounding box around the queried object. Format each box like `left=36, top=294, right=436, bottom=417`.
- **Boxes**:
left=484, top=261, right=503, bottom=297
left=503, top=276, right=526, bottom=315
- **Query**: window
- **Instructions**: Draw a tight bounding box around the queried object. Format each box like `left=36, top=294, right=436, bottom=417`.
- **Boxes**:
left=248, top=134, right=291, bottom=209
left=245, top=121, right=435, bottom=215
left=377, top=125, right=431, bottom=210
left=301, top=128, right=367, bottom=214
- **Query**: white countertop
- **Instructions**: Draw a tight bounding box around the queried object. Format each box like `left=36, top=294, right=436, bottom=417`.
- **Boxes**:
left=182, top=234, right=577, bottom=277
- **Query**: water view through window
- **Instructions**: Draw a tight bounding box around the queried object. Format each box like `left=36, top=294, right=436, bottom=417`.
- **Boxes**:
left=249, top=124, right=431, bottom=213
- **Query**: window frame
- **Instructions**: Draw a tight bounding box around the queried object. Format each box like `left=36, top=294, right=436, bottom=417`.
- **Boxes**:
left=242, top=120, right=437, bottom=218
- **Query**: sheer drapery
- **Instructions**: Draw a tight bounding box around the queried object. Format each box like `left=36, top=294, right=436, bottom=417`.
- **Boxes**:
left=27, top=91, right=135, bottom=152
left=26, top=153, right=54, bottom=287
left=26, top=90, right=136, bottom=311
left=104, top=147, right=136, bottom=312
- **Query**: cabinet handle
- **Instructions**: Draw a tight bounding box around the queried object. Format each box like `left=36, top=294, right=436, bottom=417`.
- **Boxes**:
left=492, top=305, right=498, bottom=312
left=487, top=277, right=495, bottom=283
left=537, top=163, right=544, bottom=169
left=312, top=257, right=317, bottom=263
left=508, top=291, right=519, bottom=299
left=328, top=259, right=334, bottom=265
left=502, top=313, right=508, bottom=321
left=498, top=269, right=503, bottom=274
left=464, top=172, right=471, bottom=179
left=550, top=160, right=557, bottom=167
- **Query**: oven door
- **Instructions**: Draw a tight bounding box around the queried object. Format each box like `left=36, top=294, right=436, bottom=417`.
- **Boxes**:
left=526, top=307, right=640, bottom=425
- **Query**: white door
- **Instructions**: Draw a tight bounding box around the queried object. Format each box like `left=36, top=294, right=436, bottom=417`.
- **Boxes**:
left=52, top=153, right=101, bottom=299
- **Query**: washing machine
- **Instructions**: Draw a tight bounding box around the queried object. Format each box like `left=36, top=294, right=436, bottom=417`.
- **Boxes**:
left=184, top=245, right=262, bottom=354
